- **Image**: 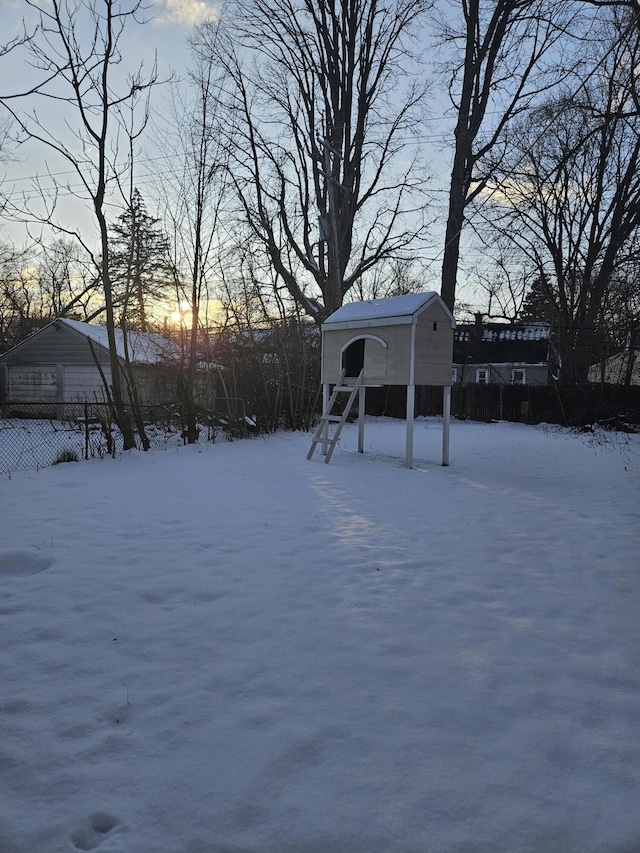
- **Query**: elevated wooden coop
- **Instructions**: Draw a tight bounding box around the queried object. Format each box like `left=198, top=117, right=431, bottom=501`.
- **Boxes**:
left=307, top=292, right=455, bottom=467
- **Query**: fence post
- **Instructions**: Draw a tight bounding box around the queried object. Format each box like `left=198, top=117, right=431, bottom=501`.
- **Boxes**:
left=84, top=401, right=89, bottom=460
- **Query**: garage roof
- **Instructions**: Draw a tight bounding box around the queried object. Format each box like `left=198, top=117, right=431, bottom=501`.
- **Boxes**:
left=60, top=319, right=180, bottom=364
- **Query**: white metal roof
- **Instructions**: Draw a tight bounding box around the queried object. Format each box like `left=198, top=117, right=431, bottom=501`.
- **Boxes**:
left=322, top=292, right=454, bottom=330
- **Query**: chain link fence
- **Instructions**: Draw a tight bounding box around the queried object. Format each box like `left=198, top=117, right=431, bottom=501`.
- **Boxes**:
left=0, top=400, right=253, bottom=474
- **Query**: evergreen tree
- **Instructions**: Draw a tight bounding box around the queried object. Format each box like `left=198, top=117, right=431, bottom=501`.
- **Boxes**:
left=110, top=190, right=174, bottom=331
left=518, top=276, right=561, bottom=326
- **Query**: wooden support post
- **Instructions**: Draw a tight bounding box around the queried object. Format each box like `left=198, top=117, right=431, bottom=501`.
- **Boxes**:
left=358, top=386, right=366, bottom=453
left=442, top=385, right=451, bottom=466
left=406, top=384, right=415, bottom=468
left=321, top=383, right=330, bottom=455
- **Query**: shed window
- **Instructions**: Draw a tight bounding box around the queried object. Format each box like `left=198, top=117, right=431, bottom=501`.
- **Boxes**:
left=511, top=368, right=526, bottom=385
left=476, top=368, right=489, bottom=384
left=451, top=367, right=458, bottom=383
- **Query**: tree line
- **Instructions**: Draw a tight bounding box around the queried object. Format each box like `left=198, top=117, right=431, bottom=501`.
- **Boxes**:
left=0, top=0, right=639, bottom=444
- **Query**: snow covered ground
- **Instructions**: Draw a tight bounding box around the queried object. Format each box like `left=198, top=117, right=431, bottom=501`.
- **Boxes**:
left=1, top=418, right=639, bottom=853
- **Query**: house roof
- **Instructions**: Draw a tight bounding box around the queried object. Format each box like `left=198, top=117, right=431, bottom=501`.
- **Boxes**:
left=0, top=317, right=181, bottom=364
left=588, top=349, right=640, bottom=384
left=589, top=349, right=640, bottom=368
left=59, top=319, right=180, bottom=364
left=322, top=292, right=455, bottom=330
left=454, top=323, right=551, bottom=365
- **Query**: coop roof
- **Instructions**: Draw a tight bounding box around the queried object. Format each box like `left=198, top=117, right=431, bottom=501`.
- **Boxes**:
left=322, top=292, right=454, bottom=331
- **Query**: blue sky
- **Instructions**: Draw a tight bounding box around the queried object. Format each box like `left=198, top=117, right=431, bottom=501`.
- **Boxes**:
left=0, top=0, right=459, bottom=302
left=0, top=1, right=220, bottom=234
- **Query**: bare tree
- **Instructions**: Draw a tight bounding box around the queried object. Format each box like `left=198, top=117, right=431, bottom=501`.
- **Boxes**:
left=0, top=237, right=101, bottom=351
left=437, top=0, right=577, bottom=313
left=0, top=245, right=36, bottom=351
left=350, top=256, right=428, bottom=301
left=580, top=0, right=640, bottom=12
left=468, top=241, right=537, bottom=322
left=205, top=0, right=431, bottom=325
left=476, top=10, right=640, bottom=382
left=0, top=0, right=157, bottom=449
left=215, top=244, right=322, bottom=432
left=153, top=24, right=229, bottom=442
left=35, top=237, right=99, bottom=318
left=0, top=25, right=38, bottom=216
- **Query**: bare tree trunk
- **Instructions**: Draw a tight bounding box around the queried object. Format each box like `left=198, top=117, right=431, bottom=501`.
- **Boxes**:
left=155, top=26, right=229, bottom=444
left=439, top=0, right=571, bottom=312
left=441, top=145, right=470, bottom=312
left=624, top=328, right=638, bottom=385
left=95, top=187, right=136, bottom=448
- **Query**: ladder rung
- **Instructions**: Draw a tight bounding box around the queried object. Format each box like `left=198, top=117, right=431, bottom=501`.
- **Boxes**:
left=307, top=368, right=363, bottom=463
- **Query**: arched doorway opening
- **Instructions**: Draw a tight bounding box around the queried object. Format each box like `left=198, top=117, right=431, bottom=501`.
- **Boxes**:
left=342, top=338, right=365, bottom=378
left=340, top=335, right=388, bottom=380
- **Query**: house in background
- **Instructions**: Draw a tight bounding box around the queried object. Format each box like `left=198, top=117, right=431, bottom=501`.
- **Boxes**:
left=588, top=349, right=640, bottom=385
left=453, top=319, right=551, bottom=386
left=0, top=317, right=187, bottom=413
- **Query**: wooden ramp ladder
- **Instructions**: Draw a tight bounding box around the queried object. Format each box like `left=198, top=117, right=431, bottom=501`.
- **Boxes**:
left=307, top=369, right=364, bottom=464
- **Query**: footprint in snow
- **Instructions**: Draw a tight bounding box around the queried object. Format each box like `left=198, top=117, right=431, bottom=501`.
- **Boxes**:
left=70, top=813, right=124, bottom=851
left=0, top=551, right=54, bottom=577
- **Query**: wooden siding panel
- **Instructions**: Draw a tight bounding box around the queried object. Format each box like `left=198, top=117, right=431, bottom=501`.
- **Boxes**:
left=414, top=306, right=454, bottom=386
left=382, top=325, right=411, bottom=384
left=322, top=312, right=453, bottom=387
left=364, top=338, right=387, bottom=380
left=322, top=324, right=411, bottom=385
left=321, top=331, right=344, bottom=383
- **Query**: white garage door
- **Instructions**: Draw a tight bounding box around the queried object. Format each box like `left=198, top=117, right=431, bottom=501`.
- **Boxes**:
left=9, top=365, right=57, bottom=403
left=63, top=366, right=111, bottom=402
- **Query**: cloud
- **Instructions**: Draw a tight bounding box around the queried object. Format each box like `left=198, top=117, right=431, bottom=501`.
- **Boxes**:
left=155, top=0, right=219, bottom=27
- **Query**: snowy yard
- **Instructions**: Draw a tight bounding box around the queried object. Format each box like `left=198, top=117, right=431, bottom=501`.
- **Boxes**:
left=1, top=418, right=639, bottom=853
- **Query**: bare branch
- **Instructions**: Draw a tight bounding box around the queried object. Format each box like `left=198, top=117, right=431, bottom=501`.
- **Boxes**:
left=205, top=0, right=431, bottom=323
